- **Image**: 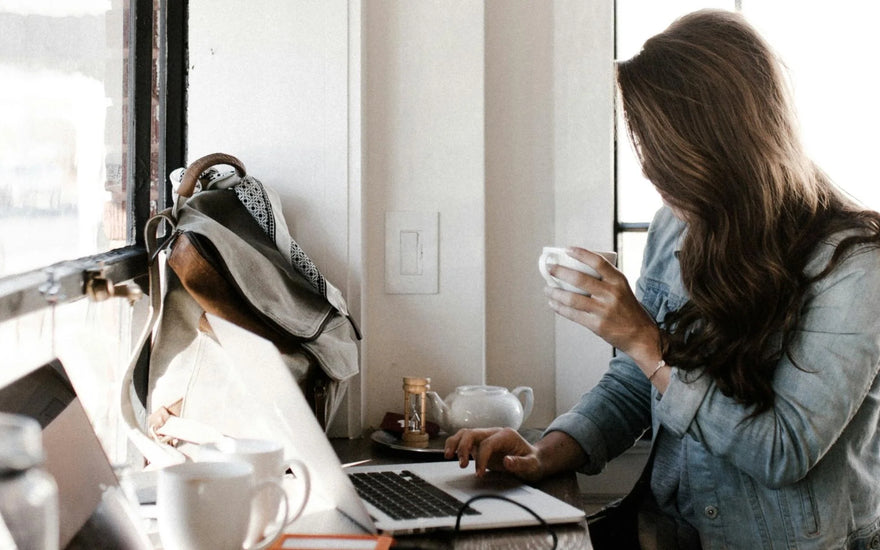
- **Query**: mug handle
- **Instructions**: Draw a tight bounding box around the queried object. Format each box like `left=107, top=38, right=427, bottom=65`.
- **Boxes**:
left=538, top=250, right=560, bottom=285
left=244, top=480, right=289, bottom=550
left=511, top=386, right=534, bottom=423
left=281, top=458, right=311, bottom=526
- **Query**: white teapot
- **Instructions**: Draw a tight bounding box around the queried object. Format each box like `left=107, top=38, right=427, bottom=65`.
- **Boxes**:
left=426, top=385, right=534, bottom=434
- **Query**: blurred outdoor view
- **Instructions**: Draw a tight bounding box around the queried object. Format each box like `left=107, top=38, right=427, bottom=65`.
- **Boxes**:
left=0, top=0, right=128, bottom=278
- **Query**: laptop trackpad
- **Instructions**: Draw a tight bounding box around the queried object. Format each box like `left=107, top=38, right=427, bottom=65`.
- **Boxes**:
left=446, top=471, right=533, bottom=496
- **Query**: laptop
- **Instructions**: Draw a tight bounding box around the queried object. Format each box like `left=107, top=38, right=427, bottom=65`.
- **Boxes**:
left=200, top=313, right=586, bottom=536
left=0, top=360, right=153, bottom=550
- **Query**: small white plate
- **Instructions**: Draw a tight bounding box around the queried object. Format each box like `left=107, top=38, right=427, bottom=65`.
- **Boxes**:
left=370, top=429, right=448, bottom=454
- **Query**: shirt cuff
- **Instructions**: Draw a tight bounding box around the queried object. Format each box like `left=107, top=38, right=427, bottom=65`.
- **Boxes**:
left=654, top=367, right=712, bottom=438
left=544, top=412, right=608, bottom=475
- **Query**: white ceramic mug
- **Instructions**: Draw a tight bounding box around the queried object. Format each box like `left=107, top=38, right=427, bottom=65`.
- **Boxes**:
left=198, top=438, right=310, bottom=546
left=538, top=246, right=618, bottom=295
left=157, top=461, right=289, bottom=550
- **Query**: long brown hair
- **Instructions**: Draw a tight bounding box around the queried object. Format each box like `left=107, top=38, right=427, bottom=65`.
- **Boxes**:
left=616, top=9, right=880, bottom=413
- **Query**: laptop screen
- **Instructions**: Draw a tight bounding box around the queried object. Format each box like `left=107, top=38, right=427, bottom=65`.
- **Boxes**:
left=0, top=360, right=150, bottom=549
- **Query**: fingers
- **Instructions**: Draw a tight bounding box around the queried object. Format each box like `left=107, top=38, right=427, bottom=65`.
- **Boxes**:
left=566, top=248, right=616, bottom=279
left=444, top=428, right=498, bottom=470
left=544, top=248, right=621, bottom=299
left=445, top=428, right=539, bottom=479
left=473, top=427, right=528, bottom=476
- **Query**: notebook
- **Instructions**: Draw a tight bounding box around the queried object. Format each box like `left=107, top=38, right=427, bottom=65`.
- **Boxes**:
left=203, top=313, right=586, bottom=536
left=0, top=360, right=153, bottom=550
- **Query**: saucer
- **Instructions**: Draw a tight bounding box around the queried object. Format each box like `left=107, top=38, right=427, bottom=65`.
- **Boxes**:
left=370, top=430, right=447, bottom=454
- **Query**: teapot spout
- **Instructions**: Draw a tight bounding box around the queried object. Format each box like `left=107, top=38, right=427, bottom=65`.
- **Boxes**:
left=426, top=391, right=449, bottom=433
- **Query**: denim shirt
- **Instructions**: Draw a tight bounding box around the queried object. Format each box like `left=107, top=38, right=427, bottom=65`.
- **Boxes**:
left=547, top=206, right=880, bottom=549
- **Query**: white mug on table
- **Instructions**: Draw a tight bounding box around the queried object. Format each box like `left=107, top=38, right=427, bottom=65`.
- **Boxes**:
left=157, top=461, right=289, bottom=550
left=538, top=246, right=617, bottom=295
left=198, top=438, right=311, bottom=547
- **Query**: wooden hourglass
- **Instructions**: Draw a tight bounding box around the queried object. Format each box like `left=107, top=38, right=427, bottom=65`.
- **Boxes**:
left=402, top=377, right=430, bottom=448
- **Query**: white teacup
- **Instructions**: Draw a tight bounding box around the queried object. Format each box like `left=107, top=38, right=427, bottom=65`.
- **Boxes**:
left=198, top=438, right=310, bottom=546
left=539, top=246, right=617, bottom=295
left=157, top=461, right=289, bottom=550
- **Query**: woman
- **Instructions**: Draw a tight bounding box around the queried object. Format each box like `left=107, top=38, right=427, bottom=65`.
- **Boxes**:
left=445, top=9, right=880, bottom=548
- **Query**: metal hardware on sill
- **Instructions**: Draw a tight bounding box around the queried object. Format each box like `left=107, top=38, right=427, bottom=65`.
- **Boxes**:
left=38, top=268, right=64, bottom=306
left=85, top=263, right=144, bottom=305
left=0, top=246, right=147, bottom=323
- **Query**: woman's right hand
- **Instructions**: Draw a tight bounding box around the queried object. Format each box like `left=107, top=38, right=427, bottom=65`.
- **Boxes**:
left=443, top=427, right=545, bottom=482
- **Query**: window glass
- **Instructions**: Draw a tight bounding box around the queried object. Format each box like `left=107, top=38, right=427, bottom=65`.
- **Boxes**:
left=741, top=2, right=880, bottom=210
left=616, top=230, right=649, bottom=285
left=0, top=1, right=130, bottom=278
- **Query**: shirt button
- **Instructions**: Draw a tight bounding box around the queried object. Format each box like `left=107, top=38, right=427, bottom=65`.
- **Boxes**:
left=704, top=505, right=719, bottom=520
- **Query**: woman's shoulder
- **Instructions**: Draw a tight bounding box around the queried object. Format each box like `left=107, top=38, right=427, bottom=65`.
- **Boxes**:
left=643, top=206, right=687, bottom=261
left=808, top=227, right=880, bottom=282
left=638, top=206, right=689, bottom=298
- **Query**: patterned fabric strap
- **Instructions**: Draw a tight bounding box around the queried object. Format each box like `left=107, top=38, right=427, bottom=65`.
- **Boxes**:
left=233, top=177, right=327, bottom=297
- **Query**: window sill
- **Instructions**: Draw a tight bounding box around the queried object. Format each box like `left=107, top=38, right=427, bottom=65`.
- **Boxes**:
left=0, top=245, right=148, bottom=323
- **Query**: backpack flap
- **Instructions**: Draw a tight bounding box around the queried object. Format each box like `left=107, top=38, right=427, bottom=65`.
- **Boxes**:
left=173, top=189, right=333, bottom=341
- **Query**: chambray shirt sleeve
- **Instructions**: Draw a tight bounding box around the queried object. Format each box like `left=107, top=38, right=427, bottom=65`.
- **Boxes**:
left=656, top=242, right=880, bottom=488
left=546, top=352, right=654, bottom=474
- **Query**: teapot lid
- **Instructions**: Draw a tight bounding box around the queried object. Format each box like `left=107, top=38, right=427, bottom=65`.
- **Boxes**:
left=455, top=385, right=507, bottom=395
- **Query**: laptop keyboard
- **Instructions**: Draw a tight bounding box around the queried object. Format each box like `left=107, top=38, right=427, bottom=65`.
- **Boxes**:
left=349, top=470, right=481, bottom=520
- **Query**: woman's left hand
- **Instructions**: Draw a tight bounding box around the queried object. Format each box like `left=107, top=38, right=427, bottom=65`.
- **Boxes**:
left=544, top=248, right=660, bottom=364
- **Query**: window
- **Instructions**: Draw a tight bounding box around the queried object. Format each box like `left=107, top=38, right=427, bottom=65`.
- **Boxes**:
left=614, top=2, right=880, bottom=284
left=0, top=0, right=186, bottom=463
left=0, top=2, right=128, bottom=276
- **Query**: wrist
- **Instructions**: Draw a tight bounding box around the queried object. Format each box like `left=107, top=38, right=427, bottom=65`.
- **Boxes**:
left=535, top=431, right=588, bottom=478
left=647, top=359, right=667, bottom=381
left=623, top=324, right=663, bottom=369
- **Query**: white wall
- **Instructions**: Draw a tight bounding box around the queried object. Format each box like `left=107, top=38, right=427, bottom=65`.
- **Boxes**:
left=187, top=0, right=614, bottom=435
left=551, top=1, right=616, bottom=411
left=484, top=2, right=556, bottom=425
left=362, top=2, right=488, bottom=428
left=187, top=0, right=362, bottom=435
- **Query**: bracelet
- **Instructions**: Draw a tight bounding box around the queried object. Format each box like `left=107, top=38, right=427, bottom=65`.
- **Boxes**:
left=647, top=359, right=667, bottom=381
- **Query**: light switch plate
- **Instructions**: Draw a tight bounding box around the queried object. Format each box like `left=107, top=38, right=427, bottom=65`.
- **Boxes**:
left=385, top=211, right=439, bottom=294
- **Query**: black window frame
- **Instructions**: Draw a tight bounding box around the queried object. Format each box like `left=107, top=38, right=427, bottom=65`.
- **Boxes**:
left=0, top=0, right=187, bottom=324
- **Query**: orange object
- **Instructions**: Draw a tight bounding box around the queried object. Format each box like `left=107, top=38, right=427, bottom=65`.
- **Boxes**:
left=269, top=533, right=394, bottom=550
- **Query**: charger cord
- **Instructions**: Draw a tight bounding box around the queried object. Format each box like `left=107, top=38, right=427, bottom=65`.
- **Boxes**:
left=453, top=494, right=558, bottom=549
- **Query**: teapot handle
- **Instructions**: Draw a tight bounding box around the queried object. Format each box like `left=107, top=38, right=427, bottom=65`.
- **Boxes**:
left=511, top=387, right=534, bottom=423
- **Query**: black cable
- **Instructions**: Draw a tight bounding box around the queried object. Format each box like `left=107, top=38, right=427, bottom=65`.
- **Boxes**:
left=453, top=494, right=558, bottom=549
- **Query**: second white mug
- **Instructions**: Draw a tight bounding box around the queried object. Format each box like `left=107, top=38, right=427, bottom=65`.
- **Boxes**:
left=198, top=438, right=310, bottom=546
